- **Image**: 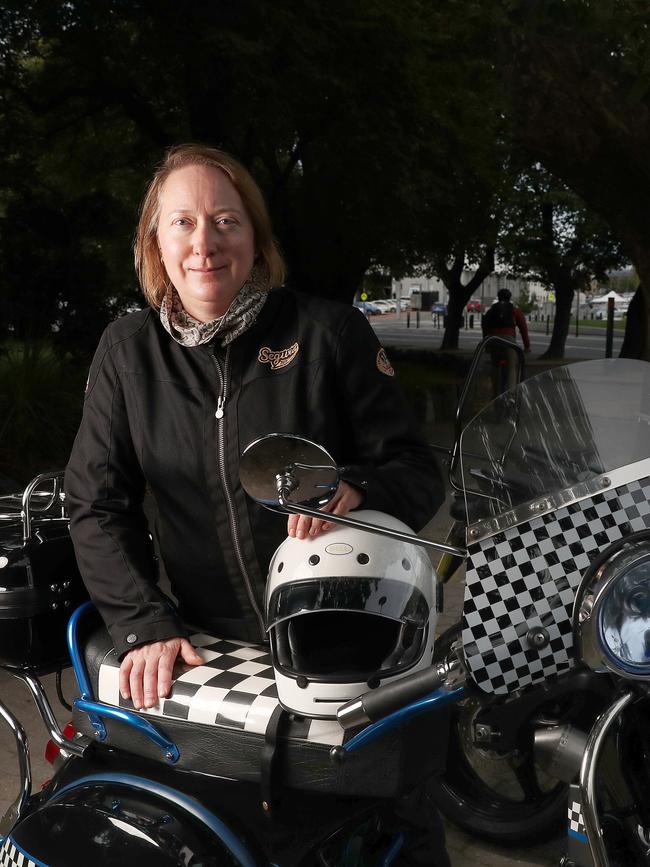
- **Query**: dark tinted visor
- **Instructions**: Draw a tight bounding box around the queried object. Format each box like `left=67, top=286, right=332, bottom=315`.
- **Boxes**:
left=267, top=576, right=429, bottom=631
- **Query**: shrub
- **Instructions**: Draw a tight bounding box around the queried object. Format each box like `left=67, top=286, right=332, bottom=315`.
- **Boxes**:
left=0, top=342, right=86, bottom=483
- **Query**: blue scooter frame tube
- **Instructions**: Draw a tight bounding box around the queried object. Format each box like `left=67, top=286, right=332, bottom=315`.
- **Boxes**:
left=67, top=602, right=179, bottom=762
left=335, top=686, right=466, bottom=757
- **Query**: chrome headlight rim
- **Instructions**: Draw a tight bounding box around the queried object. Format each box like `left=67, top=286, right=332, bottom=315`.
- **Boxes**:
left=574, top=530, right=650, bottom=680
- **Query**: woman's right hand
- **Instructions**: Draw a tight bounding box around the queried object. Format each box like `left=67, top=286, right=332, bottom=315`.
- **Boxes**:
left=119, top=637, right=203, bottom=710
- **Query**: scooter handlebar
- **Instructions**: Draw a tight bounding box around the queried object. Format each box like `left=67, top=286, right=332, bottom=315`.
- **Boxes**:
left=337, top=661, right=451, bottom=730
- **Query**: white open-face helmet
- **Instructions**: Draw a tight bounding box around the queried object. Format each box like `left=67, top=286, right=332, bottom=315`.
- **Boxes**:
left=266, top=510, right=437, bottom=718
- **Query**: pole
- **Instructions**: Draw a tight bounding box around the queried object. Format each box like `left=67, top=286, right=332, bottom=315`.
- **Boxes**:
left=605, top=297, right=615, bottom=358
left=575, top=288, right=580, bottom=338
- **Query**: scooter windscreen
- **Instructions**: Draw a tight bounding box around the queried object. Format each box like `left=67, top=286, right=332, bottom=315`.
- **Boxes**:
left=459, top=358, right=650, bottom=529
left=458, top=358, right=650, bottom=696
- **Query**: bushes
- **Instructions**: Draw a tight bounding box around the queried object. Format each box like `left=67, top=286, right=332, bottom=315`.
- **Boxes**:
left=0, top=342, right=87, bottom=484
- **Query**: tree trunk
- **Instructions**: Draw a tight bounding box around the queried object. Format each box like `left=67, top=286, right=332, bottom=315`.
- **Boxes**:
left=619, top=285, right=645, bottom=359
left=440, top=292, right=467, bottom=350
left=439, top=248, right=495, bottom=350
left=539, top=282, right=574, bottom=360
left=619, top=242, right=650, bottom=359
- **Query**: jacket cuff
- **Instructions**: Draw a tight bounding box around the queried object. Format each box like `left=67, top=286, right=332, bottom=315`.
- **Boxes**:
left=339, top=465, right=370, bottom=506
left=111, top=617, right=189, bottom=660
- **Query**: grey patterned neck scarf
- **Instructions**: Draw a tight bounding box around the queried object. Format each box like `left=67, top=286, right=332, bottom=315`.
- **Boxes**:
left=159, top=266, right=270, bottom=347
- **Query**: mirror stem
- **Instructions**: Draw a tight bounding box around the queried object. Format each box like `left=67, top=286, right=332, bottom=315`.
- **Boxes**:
left=277, top=491, right=466, bottom=558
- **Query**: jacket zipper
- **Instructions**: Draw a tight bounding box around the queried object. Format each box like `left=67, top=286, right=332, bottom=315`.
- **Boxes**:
left=210, top=345, right=266, bottom=639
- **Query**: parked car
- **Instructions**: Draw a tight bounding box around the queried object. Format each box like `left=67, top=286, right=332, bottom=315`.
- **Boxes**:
left=466, top=299, right=482, bottom=313
left=373, top=299, right=397, bottom=313
left=399, top=298, right=410, bottom=311
left=354, top=301, right=383, bottom=315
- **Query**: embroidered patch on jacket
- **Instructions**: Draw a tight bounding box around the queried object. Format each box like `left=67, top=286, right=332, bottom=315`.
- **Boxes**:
left=376, top=348, right=395, bottom=376
left=258, top=342, right=300, bottom=370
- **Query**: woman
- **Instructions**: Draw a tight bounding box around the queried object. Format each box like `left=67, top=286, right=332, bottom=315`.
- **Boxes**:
left=65, top=143, right=443, bottom=711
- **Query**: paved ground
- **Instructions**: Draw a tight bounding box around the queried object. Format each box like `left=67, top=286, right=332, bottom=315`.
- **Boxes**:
left=370, top=311, right=623, bottom=361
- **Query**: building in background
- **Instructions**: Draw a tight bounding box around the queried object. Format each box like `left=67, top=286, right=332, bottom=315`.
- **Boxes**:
left=391, top=272, right=547, bottom=312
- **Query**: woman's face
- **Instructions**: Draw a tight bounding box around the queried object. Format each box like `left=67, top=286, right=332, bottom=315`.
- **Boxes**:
left=157, top=163, right=256, bottom=322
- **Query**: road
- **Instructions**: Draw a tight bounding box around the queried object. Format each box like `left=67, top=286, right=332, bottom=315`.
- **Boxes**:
left=370, top=314, right=624, bottom=360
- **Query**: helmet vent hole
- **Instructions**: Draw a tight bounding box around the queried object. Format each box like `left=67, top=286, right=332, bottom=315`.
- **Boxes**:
left=357, top=553, right=369, bottom=565
left=402, top=558, right=411, bottom=571
left=308, top=555, right=320, bottom=566
left=278, top=562, right=284, bottom=573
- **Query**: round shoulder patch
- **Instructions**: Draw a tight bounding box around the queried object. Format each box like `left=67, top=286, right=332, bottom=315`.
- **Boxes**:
left=376, top=348, right=395, bottom=377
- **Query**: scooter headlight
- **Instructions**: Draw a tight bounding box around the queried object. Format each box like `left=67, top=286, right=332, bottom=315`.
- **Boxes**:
left=575, top=537, right=650, bottom=679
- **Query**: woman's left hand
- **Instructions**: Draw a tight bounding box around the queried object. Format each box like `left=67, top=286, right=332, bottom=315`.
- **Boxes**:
left=287, top=480, right=363, bottom=540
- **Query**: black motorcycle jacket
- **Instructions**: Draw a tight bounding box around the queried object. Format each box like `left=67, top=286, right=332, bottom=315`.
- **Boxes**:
left=65, top=288, right=444, bottom=657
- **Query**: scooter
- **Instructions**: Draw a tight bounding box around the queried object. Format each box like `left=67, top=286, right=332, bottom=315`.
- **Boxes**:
left=0, top=472, right=451, bottom=866
left=240, top=354, right=650, bottom=866
left=425, top=339, right=615, bottom=844
left=3, top=353, right=650, bottom=866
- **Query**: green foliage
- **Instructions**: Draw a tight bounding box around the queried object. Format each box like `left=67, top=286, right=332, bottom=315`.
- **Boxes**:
left=502, top=0, right=650, bottom=357
left=607, top=270, right=640, bottom=295
left=0, top=342, right=86, bottom=481
left=499, top=164, right=626, bottom=357
left=516, top=285, right=537, bottom=316
left=1, top=0, right=650, bottom=361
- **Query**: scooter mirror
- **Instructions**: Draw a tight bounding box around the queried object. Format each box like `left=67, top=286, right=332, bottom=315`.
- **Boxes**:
left=240, top=433, right=340, bottom=511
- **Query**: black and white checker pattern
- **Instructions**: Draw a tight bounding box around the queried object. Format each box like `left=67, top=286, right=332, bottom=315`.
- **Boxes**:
left=462, top=475, right=650, bottom=695
left=97, top=634, right=345, bottom=746
left=0, top=838, right=40, bottom=867
left=568, top=800, right=586, bottom=838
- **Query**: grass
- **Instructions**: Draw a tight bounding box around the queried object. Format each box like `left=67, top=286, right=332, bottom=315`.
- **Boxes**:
left=528, top=318, right=626, bottom=330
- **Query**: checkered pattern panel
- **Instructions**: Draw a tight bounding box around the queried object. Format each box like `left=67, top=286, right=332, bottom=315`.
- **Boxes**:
left=0, top=838, right=39, bottom=867
left=568, top=800, right=586, bottom=837
left=97, top=634, right=345, bottom=746
left=462, top=476, right=650, bottom=695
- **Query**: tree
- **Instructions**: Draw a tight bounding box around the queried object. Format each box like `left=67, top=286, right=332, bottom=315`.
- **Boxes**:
left=502, top=0, right=650, bottom=359
left=0, top=0, right=482, bottom=345
left=501, top=165, right=625, bottom=358
left=516, top=285, right=537, bottom=316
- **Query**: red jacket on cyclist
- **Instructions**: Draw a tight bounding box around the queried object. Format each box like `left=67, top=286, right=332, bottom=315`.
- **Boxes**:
left=481, top=288, right=531, bottom=351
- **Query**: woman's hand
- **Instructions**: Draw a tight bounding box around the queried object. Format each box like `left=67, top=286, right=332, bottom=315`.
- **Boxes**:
left=119, top=636, right=203, bottom=710
left=287, top=480, right=363, bottom=540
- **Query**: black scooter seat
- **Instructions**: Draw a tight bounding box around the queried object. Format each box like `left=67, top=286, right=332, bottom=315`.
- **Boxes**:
left=73, top=624, right=446, bottom=797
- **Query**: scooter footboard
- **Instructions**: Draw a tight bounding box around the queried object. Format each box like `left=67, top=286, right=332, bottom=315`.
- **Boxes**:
left=73, top=625, right=448, bottom=798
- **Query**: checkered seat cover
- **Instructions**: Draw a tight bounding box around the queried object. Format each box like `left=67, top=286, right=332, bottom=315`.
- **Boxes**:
left=96, top=632, right=345, bottom=746
left=462, top=475, right=650, bottom=695
left=72, top=623, right=445, bottom=797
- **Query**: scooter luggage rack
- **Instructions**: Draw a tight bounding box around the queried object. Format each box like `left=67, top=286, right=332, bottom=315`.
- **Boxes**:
left=0, top=471, right=68, bottom=536
left=67, top=601, right=180, bottom=763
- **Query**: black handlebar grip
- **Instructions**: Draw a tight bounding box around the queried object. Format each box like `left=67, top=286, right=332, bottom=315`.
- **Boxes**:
left=337, top=664, right=446, bottom=730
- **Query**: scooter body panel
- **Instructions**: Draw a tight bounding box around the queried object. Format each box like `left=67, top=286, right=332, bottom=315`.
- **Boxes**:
left=5, top=748, right=387, bottom=867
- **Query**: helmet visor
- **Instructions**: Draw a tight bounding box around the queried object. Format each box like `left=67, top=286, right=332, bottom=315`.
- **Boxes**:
left=267, top=576, right=429, bottom=631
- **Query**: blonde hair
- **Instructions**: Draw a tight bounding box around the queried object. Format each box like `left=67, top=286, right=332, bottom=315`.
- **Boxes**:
left=134, top=143, right=286, bottom=308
